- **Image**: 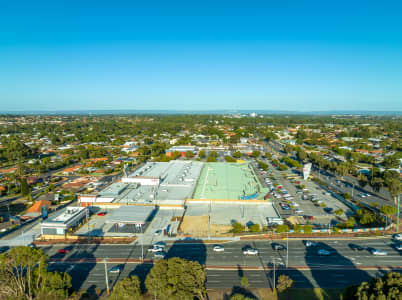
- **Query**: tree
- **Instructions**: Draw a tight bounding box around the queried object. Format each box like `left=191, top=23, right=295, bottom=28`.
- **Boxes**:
left=344, top=272, right=401, bottom=300
left=334, top=209, right=344, bottom=216
left=275, top=224, right=289, bottom=233
left=357, top=173, right=368, bottom=188
left=233, top=151, right=242, bottom=159
left=303, top=224, right=312, bottom=234
left=0, top=246, right=71, bottom=300
left=249, top=224, right=260, bottom=232
left=145, top=257, right=206, bottom=300
left=240, top=276, right=249, bottom=288
left=225, top=156, right=237, bottom=162
left=370, top=177, right=384, bottom=192
left=380, top=205, right=397, bottom=216
left=250, top=150, right=260, bottom=158
left=231, top=222, right=245, bottom=233
left=206, top=156, right=217, bottom=162
left=276, top=275, right=293, bottom=293
left=108, top=276, right=141, bottom=300
left=230, top=294, right=254, bottom=300
left=20, top=177, right=30, bottom=196
left=343, top=192, right=351, bottom=200
left=296, top=150, right=307, bottom=162
left=336, top=163, right=349, bottom=178
left=198, top=150, right=206, bottom=159
left=185, top=151, right=194, bottom=159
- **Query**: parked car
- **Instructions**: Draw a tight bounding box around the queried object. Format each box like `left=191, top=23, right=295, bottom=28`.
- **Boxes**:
left=369, top=248, right=387, bottom=256
left=57, top=249, right=70, bottom=254
left=213, top=245, right=225, bottom=252
left=154, top=230, right=162, bottom=236
left=317, top=249, right=331, bottom=256
left=349, top=243, right=364, bottom=251
left=109, top=266, right=122, bottom=273
left=294, top=208, right=303, bottom=214
left=97, top=212, right=106, bottom=216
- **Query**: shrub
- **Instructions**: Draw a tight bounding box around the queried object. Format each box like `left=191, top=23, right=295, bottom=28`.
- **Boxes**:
left=249, top=224, right=260, bottom=233
left=276, top=224, right=289, bottom=233
left=231, top=222, right=245, bottom=233
left=304, top=225, right=313, bottom=234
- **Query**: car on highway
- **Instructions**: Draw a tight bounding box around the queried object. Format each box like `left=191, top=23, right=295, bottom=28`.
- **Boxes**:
left=109, top=266, right=122, bottom=273
left=272, top=243, right=286, bottom=251
left=359, top=194, right=366, bottom=198
left=0, top=246, right=9, bottom=253
left=369, top=248, right=388, bottom=256
left=392, top=233, right=402, bottom=241
left=213, top=245, right=225, bottom=252
left=242, top=247, right=258, bottom=256
left=317, top=249, right=331, bottom=256
left=154, top=251, right=167, bottom=259
left=148, top=246, right=164, bottom=252
left=57, top=249, right=70, bottom=254
left=97, top=212, right=106, bottom=216
left=304, top=241, right=317, bottom=247
left=349, top=243, right=364, bottom=251
left=394, top=243, right=402, bottom=251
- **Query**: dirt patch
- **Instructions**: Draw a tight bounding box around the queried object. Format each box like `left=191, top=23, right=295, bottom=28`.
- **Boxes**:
left=180, top=216, right=232, bottom=237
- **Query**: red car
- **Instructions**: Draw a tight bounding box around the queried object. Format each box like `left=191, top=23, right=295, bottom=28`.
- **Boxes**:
left=57, top=249, right=70, bottom=254
left=97, top=212, right=106, bottom=216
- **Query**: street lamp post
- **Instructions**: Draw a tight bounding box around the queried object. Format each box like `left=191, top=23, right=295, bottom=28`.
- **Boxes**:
left=103, top=258, right=110, bottom=295
left=286, top=231, right=289, bottom=268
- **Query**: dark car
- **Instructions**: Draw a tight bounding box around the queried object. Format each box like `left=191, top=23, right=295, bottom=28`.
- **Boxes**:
left=349, top=243, right=364, bottom=251
left=0, top=246, right=9, bottom=253
left=272, top=243, right=286, bottom=251
left=324, top=207, right=333, bottom=214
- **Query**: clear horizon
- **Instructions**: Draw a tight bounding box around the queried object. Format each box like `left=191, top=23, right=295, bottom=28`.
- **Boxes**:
left=1, top=1, right=402, bottom=111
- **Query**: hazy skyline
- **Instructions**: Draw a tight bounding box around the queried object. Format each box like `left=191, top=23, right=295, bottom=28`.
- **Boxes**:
left=1, top=1, right=402, bottom=111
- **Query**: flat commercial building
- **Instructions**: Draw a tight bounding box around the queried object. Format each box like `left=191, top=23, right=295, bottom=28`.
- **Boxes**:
left=41, top=206, right=87, bottom=235
left=79, top=161, right=204, bottom=207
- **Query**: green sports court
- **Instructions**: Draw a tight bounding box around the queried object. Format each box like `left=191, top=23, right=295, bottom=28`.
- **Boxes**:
left=192, top=162, right=269, bottom=200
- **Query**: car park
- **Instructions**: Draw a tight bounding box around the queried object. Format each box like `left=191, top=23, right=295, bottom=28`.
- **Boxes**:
left=369, top=248, right=387, bottom=256
left=317, top=249, right=331, bottom=256
left=109, top=266, right=122, bottom=273
left=213, top=245, right=225, bottom=252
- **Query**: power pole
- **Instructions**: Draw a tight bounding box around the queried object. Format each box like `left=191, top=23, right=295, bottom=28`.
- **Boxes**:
left=397, top=195, right=400, bottom=232
left=286, top=231, right=289, bottom=268
left=104, top=258, right=110, bottom=295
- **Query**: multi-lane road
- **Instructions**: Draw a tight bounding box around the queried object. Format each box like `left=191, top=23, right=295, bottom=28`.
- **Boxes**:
left=42, top=238, right=402, bottom=292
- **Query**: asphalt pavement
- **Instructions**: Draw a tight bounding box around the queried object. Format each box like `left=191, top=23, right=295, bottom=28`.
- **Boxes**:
left=41, top=237, right=402, bottom=293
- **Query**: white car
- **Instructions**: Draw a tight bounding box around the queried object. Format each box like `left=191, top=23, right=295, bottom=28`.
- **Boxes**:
left=148, top=246, right=163, bottom=252
left=369, top=248, right=387, bottom=256
left=213, top=245, right=225, bottom=252
left=154, top=251, right=166, bottom=259
left=243, top=248, right=259, bottom=255
left=154, top=230, right=162, bottom=236
left=294, top=209, right=303, bottom=214
left=393, top=234, right=402, bottom=241
left=109, top=266, right=122, bottom=273
left=317, top=249, right=331, bottom=256
left=394, top=244, right=402, bottom=251
left=305, top=241, right=317, bottom=247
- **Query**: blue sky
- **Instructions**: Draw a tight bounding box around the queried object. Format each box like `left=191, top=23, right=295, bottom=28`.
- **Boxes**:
left=1, top=1, right=402, bottom=111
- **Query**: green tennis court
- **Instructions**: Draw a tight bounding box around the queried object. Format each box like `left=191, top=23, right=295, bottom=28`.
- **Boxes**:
left=192, top=162, right=268, bottom=200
